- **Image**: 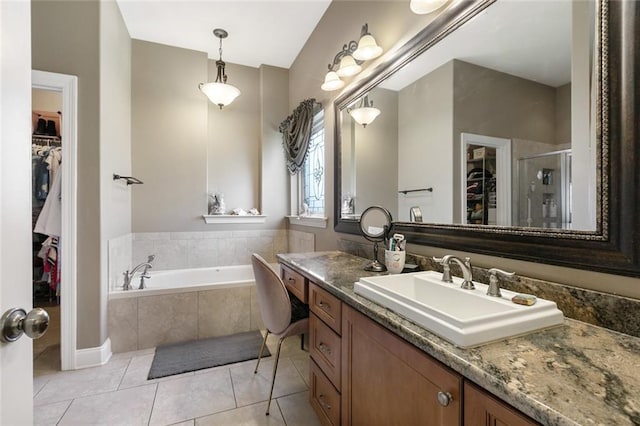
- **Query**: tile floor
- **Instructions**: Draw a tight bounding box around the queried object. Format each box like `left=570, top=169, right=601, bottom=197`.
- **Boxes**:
left=33, top=334, right=321, bottom=426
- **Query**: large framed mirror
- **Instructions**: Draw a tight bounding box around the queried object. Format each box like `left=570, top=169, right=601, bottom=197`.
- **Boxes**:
left=334, top=0, right=640, bottom=276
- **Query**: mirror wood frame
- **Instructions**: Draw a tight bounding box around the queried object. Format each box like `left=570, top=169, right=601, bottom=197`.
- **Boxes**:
left=333, top=0, right=640, bottom=277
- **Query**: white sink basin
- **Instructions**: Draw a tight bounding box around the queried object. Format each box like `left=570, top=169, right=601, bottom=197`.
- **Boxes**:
left=354, top=271, right=564, bottom=348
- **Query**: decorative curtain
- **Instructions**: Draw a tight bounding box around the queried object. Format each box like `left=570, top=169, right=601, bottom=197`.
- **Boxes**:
left=279, top=98, right=320, bottom=174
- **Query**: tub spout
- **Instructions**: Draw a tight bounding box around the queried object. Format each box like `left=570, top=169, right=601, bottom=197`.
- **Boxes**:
left=123, top=255, right=155, bottom=290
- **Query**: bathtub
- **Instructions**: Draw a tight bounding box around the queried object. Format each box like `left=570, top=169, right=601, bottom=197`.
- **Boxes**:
left=109, top=264, right=261, bottom=299
left=108, top=264, right=273, bottom=352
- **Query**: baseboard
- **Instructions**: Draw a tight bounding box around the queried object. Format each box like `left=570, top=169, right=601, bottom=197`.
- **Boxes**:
left=75, top=338, right=112, bottom=369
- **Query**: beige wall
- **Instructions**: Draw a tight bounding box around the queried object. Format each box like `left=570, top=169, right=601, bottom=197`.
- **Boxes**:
left=207, top=62, right=260, bottom=213
left=398, top=61, right=454, bottom=223
left=288, top=1, right=640, bottom=300
left=99, top=0, right=131, bottom=344
left=350, top=88, right=398, bottom=218
left=32, top=0, right=103, bottom=348
left=131, top=40, right=209, bottom=232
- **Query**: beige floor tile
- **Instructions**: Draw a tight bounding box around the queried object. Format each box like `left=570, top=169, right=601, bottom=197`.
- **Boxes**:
left=119, top=353, right=195, bottom=390
left=168, top=421, right=195, bottom=426
left=276, top=391, right=321, bottom=426
left=34, top=400, right=72, bottom=426
left=290, top=354, right=310, bottom=387
left=149, top=369, right=236, bottom=426
left=34, top=344, right=61, bottom=377
left=195, top=401, right=285, bottom=425
left=58, top=383, right=156, bottom=426
left=33, top=375, right=51, bottom=397
left=231, top=357, right=308, bottom=408
left=34, top=358, right=130, bottom=406
left=111, top=347, right=156, bottom=361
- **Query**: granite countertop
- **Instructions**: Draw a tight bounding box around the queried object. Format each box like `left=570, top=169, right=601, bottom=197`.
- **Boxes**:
left=277, top=251, right=640, bottom=426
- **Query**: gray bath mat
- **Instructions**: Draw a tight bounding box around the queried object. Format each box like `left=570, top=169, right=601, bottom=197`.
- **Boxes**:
left=148, top=330, right=270, bottom=379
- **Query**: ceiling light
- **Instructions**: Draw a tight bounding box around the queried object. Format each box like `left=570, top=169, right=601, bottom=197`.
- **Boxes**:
left=353, top=25, right=383, bottom=61
left=199, top=28, right=241, bottom=109
left=336, top=55, right=362, bottom=77
left=348, top=95, right=381, bottom=128
left=321, top=70, right=345, bottom=91
left=410, top=0, right=448, bottom=14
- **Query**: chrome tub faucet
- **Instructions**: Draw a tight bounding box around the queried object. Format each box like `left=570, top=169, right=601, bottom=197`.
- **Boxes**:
left=123, top=255, right=155, bottom=290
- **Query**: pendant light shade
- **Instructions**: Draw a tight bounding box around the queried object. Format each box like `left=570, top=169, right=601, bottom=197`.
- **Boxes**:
left=199, top=28, right=241, bottom=109
left=199, top=81, right=241, bottom=109
left=353, top=33, right=383, bottom=61
left=321, top=70, right=345, bottom=91
left=336, top=55, right=362, bottom=77
left=348, top=95, right=381, bottom=128
left=410, top=0, right=448, bottom=14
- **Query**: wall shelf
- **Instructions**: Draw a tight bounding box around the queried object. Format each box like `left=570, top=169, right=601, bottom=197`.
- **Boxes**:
left=202, top=215, right=267, bottom=224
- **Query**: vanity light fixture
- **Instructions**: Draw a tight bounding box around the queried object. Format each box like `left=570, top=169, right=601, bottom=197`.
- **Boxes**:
left=353, top=24, right=383, bottom=61
left=321, top=23, right=383, bottom=92
left=410, top=0, right=449, bottom=14
left=199, top=28, right=241, bottom=109
left=348, top=94, right=381, bottom=128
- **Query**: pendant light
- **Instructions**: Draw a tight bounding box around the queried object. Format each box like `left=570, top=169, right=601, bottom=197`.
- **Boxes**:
left=199, top=28, right=241, bottom=109
left=348, top=95, right=381, bottom=128
left=410, top=0, right=448, bottom=14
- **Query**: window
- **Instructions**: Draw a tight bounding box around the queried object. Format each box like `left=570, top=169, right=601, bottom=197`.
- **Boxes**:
left=300, top=109, right=325, bottom=215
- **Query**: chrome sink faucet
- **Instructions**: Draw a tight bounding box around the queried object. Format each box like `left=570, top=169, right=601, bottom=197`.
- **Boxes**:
left=433, top=255, right=474, bottom=290
left=123, top=255, right=155, bottom=290
left=487, top=268, right=515, bottom=297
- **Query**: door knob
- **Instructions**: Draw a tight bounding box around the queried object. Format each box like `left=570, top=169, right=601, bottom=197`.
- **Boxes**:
left=1, top=307, right=50, bottom=343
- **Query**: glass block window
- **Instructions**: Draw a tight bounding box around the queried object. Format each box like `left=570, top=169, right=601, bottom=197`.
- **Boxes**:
left=301, top=109, right=325, bottom=215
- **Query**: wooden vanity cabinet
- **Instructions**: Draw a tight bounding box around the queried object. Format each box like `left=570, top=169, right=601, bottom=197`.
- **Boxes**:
left=309, top=282, right=343, bottom=425
left=464, top=382, right=540, bottom=426
left=341, top=305, right=463, bottom=426
left=281, top=263, right=307, bottom=303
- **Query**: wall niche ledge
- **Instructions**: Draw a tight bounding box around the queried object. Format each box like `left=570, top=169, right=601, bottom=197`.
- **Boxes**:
left=202, top=214, right=267, bottom=224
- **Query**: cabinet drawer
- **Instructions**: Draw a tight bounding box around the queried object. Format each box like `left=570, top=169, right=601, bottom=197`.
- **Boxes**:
left=281, top=264, right=307, bottom=303
left=310, top=313, right=341, bottom=390
left=310, top=358, right=341, bottom=426
left=309, top=282, right=342, bottom=334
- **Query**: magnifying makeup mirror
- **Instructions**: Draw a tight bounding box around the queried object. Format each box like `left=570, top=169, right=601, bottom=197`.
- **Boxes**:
left=359, top=206, right=393, bottom=272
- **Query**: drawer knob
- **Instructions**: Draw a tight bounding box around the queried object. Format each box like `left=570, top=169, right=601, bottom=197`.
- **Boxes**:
left=318, top=394, right=332, bottom=410
left=319, top=342, right=332, bottom=356
left=318, top=300, right=331, bottom=310
left=437, top=391, right=453, bottom=407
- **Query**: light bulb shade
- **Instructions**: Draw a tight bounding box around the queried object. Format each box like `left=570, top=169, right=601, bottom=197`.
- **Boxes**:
left=410, top=0, right=448, bottom=14
left=200, top=82, right=241, bottom=109
left=353, top=34, right=383, bottom=61
left=321, top=71, right=345, bottom=91
left=349, top=106, right=381, bottom=128
left=336, top=55, right=362, bottom=77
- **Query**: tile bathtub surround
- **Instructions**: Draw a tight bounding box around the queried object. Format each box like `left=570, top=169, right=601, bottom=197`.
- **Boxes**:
left=338, top=238, right=640, bottom=339
left=108, top=285, right=264, bottom=352
left=131, top=230, right=289, bottom=271
left=107, top=233, right=132, bottom=290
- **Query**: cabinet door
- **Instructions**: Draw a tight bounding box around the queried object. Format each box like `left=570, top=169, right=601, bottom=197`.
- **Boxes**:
left=342, top=305, right=462, bottom=426
left=464, top=382, right=539, bottom=426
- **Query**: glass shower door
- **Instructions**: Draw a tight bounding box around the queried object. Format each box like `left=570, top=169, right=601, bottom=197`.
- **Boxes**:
left=517, top=150, right=571, bottom=229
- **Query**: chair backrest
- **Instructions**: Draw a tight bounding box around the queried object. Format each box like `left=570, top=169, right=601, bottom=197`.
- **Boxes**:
left=251, top=253, right=292, bottom=335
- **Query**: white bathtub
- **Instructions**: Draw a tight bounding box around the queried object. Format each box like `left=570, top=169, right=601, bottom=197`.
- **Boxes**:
left=109, top=264, right=270, bottom=299
left=108, top=264, right=273, bottom=352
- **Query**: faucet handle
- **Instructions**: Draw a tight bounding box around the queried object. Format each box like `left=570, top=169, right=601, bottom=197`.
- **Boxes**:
left=147, top=255, right=155, bottom=263
left=487, top=268, right=515, bottom=297
left=432, top=256, right=445, bottom=264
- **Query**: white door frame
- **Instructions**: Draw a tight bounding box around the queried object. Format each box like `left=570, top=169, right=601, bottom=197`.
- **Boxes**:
left=461, top=133, right=512, bottom=226
left=32, top=70, right=78, bottom=370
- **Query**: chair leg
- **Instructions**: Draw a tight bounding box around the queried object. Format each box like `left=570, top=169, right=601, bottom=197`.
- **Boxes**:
left=265, top=337, right=284, bottom=416
left=254, top=330, right=269, bottom=374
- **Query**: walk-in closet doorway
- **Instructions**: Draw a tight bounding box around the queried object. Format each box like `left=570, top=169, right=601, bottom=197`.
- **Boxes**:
left=32, top=70, right=78, bottom=372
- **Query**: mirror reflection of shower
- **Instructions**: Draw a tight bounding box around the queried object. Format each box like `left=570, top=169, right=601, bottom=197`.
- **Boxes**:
left=517, top=150, right=572, bottom=228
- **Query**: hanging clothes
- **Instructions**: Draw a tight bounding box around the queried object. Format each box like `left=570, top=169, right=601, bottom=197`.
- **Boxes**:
left=34, top=167, right=62, bottom=237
